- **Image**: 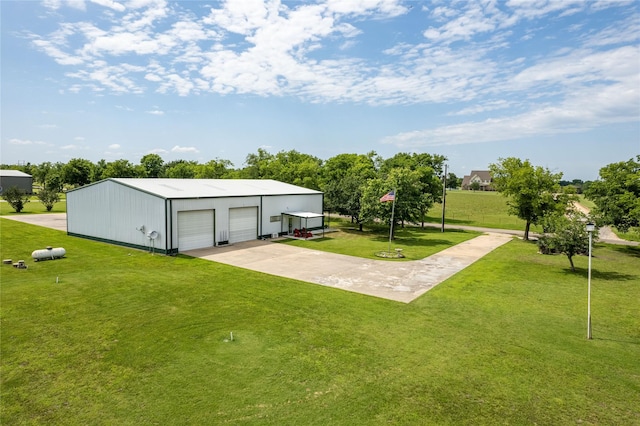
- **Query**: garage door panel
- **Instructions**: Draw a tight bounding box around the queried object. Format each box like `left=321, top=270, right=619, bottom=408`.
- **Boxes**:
left=229, top=207, right=257, bottom=244
left=178, top=210, right=214, bottom=251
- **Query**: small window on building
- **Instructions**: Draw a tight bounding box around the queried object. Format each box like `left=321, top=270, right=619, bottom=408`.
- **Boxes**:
left=270, top=215, right=281, bottom=222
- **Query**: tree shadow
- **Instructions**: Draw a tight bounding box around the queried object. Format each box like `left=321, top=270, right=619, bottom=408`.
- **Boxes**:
left=370, top=236, right=452, bottom=247
left=593, top=337, right=640, bottom=345
left=561, top=267, right=637, bottom=282
left=609, top=245, right=640, bottom=258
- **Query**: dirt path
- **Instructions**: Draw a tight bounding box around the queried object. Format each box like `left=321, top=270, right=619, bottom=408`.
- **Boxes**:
left=572, top=202, right=628, bottom=243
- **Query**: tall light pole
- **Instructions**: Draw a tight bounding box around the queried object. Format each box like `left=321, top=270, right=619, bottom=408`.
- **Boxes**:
left=586, top=222, right=595, bottom=340
left=441, top=164, right=447, bottom=233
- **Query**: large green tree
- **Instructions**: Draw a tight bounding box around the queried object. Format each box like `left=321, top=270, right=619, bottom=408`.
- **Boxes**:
left=538, top=210, right=597, bottom=272
left=32, top=162, right=64, bottom=191
left=239, top=149, right=322, bottom=189
left=446, top=172, right=461, bottom=190
left=322, top=152, right=377, bottom=230
left=62, top=158, right=94, bottom=187
left=101, top=159, right=140, bottom=179
left=162, top=160, right=197, bottom=178
left=360, top=167, right=435, bottom=237
left=240, top=148, right=274, bottom=179
left=379, top=152, right=444, bottom=227
left=195, top=159, right=233, bottom=179
left=585, top=156, right=640, bottom=233
left=490, top=157, right=572, bottom=240
left=140, top=154, right=164, bottom=178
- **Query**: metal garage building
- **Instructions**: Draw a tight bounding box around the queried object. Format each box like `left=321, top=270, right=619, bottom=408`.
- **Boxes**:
left=0, top=170, right=33, bottom=195
left=66, top=178, right=324, bottom=254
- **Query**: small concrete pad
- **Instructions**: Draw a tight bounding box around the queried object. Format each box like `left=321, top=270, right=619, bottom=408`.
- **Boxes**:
left=185, top=233, right=513, bottom=303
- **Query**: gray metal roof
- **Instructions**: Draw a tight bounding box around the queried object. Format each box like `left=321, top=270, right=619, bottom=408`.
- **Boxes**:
left=0, top=170, right=31, bottom=177
left=109, top=178, right=322, bottom=199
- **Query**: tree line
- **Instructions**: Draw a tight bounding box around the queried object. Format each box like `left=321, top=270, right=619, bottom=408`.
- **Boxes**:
left=3, top=151, right=638, bottom=265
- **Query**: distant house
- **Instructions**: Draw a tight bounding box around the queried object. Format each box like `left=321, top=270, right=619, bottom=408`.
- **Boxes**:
left=461, top=171, right=494, bottom=191
left=0, top=170, right=33, bottom=195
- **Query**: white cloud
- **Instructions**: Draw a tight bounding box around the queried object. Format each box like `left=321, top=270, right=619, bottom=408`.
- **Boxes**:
left=108, top=144, right=120, bottom=149
left=171, top=145, right=199, bottom=153
left=9, top=138, right=44, bottom=145
left=383, top=76, right=639, bottom=148
left=149, top=148, right=168, bottom=154
left=325, top=0, right=408, bottom=18
left=43, top=0, right=86, bottom=10
left=38, top=124, right=58, bottom=129
left=24, top=0, right=639, bottom=120
left=146, top=109, right=164, bottom=115
left=449, top=100, right=516, bottom=116
left=61, top=144, right=80, bottom=150
left=90, top=0, right=125, bottom=12
left=75, top=136, right=85, bottom=141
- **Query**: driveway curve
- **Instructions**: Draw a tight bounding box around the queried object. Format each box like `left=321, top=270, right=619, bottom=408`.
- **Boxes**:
left=185, top=233, right=513, bottom=303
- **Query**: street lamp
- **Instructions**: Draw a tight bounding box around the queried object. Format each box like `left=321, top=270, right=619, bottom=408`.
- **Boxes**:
left=586, top=222, right=595, bottom=340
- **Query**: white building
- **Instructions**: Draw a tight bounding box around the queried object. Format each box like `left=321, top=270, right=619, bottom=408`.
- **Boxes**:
left=66, top=178, right=324, bottom=254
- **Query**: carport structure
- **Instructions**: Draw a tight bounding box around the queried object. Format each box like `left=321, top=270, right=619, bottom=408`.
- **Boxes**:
left=281, top=211, right=325, bottom=238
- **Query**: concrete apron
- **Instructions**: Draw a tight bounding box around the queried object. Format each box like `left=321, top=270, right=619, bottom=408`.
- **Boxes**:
left=184, top=233, right=513, bottom=303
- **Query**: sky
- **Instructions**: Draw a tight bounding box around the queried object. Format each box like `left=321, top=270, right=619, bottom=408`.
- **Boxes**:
left=1, top=0, right=639, bottom=181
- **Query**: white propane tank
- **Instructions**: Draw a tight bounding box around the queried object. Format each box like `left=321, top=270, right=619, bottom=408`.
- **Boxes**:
left=32, top=247, right=66, bottom=261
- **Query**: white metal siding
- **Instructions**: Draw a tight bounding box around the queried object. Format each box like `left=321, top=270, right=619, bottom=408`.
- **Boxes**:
left=178, top=210, right=214, bottom=251
left=67, top=180, right=166, bottom=250
left=229, top=207, right=257, bottom=243
left=260, top=194, right=324, bottom=236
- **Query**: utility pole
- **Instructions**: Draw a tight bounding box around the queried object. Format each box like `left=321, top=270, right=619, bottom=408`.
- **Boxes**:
left=441, top=164, right=447, bottom=233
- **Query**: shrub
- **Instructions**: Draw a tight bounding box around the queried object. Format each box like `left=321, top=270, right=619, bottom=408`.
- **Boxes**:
left=2, top=186, right=30, bottom=213
left=37, top=188, right=60, bottom=211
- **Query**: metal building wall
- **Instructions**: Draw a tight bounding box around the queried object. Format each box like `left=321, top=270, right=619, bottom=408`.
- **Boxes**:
left=261, top=194, right=323, bottom=236
left=171, top=196, right=261, bottom=247
left=67, top=180, right=166, bottom=252
left=0, top=176, right=33, bottom=194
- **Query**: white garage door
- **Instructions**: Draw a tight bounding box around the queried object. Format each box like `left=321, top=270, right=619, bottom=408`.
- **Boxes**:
left=229, top=207, right=258, bottom=244
left=178, top=210, right=214, bottom=251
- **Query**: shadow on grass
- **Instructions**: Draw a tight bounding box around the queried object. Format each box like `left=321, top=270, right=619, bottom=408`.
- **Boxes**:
left=594, top=337, right=640, bottom=345
left=369, top=236, right=453, bottom=247
left=561, top=267, right=638, bottom=282
left=424, top=216, right=474, bottom=225
left=609, top=245, right=640, bottom=258
left=340, top=225, right=469, bottom=236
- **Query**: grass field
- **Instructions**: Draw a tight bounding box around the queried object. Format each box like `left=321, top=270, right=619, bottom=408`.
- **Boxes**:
left=424, top=190, right=542, bottom=232
left=0, top=198, right=66, bottom=215
left=281, top=219, right=479, bottom=260
left=2, top=219, right=639, bottom=424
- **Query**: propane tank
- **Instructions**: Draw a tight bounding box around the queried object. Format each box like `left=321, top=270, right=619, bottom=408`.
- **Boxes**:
left=32, top=247, right=66, bottom=261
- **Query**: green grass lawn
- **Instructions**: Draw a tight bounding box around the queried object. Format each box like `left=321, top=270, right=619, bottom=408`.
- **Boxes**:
left=0, top=198, right=66, bottom=215
left=2, top=219, right=639, bottom=425
left=577, top=194, right=596, bottom=210
left=424, top=190, right=542, bottom=232
left=280, top=221, right=479, bottom=260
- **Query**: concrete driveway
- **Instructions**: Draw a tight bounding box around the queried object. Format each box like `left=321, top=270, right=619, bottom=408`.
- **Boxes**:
left=3, top=213, right=513, bottom=303
left=2, top=213, right=67, bottom=231
left=184, top=233, right=513, bottom=303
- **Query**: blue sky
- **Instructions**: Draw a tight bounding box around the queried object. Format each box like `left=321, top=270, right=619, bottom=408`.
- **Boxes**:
left=1, top=0, right=638, bottom=180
